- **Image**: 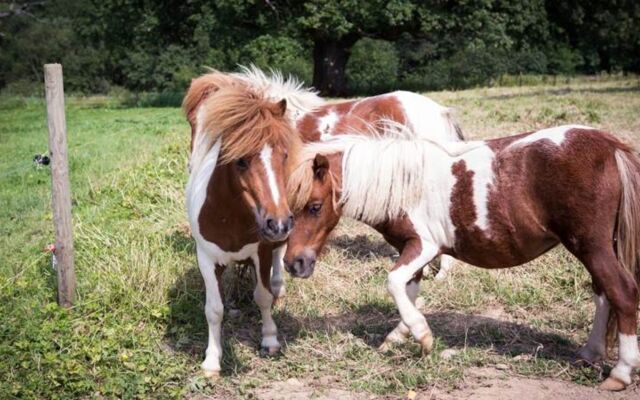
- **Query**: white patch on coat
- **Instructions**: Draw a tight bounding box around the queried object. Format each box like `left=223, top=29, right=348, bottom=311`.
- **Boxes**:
left=318, top=111, right=339, bottom=140
left=464, top=146, right=496, bottom=231
left=393, top=91, right=460, bottom=142
left=259, top=144, right=280, bottom=206
left=610, top=333, right=640, bottom=384
left=509, top=124, right=593, bottom=149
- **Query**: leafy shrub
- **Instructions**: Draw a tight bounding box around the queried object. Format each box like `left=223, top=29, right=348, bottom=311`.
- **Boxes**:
left=239, top=35, right=312, bottom=84
left=347, top=39, right=400, bottom=94
left=546, top=44, right=583, bottom=75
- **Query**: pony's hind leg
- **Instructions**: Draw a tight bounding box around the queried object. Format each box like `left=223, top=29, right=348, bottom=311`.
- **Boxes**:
left=577, top=289, right=610, bottom=364
left=253, top=245, right=281, bottom=355
left=196, top=246, right=225, bottom=379
left=573, top=248, right=640, bottom=390
left=387, top=240, right=438, bottom=354
left=379, top=270, right=423, bottom=352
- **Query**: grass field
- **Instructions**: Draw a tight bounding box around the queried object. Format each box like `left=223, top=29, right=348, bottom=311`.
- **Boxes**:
left=1, top=76, right=640, bottom=399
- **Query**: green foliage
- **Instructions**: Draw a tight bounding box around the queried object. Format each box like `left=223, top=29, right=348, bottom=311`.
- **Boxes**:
left=239, top=35, right=313, bottom=84
left=347, top=39, right=400, bottom=94
left=0, top=0, right=639, bottom=95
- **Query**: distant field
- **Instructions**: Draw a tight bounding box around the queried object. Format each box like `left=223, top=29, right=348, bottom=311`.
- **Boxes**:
left=1, top=77, right=639, bottom=399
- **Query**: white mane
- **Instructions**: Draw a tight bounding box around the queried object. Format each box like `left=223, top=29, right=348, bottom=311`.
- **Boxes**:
left=232, top=65, right=325, bottom=123
left=302, top=125, right=484, bottom=225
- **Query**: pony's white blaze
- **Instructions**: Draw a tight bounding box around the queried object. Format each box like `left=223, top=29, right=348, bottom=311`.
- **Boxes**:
left=259, top=144, right=281, bottom=206
left=509, top=124, right=593, bottom=149
left=610, top=333, right=640, bottom=384
left=319, top=111, right=339, bottom=140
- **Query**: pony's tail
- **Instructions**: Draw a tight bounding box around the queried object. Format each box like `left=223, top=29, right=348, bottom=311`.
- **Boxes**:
left=607, top=148, right=640, bottom=347
left=442, top=108, right=465, bottom=141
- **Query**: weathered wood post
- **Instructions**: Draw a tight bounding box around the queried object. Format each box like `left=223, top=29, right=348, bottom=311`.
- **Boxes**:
left=44, top=63, right=76, bottom=307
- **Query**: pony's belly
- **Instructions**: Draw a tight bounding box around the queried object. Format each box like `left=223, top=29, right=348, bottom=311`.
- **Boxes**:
left=447, top=230, right=559, bottom=269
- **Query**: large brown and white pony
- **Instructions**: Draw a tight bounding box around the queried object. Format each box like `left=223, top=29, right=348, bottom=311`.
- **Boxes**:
left=284, top=125, right=640, bottom=390
left=183, top=68, right=322, bottom=378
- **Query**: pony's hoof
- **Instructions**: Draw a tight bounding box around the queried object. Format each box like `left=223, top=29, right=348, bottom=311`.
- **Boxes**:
left=378, top=340, right=393, bottom=353
left=420, top=333, right=434, bottom=355
left=272, top=285, right=286, bottom=299
left=203, top=369, right=220, bottom=380
left=260, top=345, right=281, bottom=357
left=599, top=376, right=626, bottom=391
left=434, top=271, right=448, bottom=281
left=576, top=346, right=603, bottom=366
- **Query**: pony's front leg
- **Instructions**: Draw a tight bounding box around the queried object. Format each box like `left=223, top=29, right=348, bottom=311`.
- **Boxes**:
left=379, top=270, right=423, bottom=352
left=253, top=245, right=281, bottom=355
left=270, top=244, right=287, bottom=300
left=196, top=246, right=225, bottom=379
left=387, top=240, right=438, bottom=354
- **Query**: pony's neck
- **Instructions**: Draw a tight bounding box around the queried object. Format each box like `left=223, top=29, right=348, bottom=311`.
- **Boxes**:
left=339, top=137, right=480, bottom=225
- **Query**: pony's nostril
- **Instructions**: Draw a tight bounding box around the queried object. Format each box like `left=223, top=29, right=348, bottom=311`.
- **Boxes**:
left=265, top=217, right=277, bottom=232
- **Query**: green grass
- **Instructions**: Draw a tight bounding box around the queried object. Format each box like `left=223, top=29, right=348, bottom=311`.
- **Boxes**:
left=1, top=76, right=639, bottom=398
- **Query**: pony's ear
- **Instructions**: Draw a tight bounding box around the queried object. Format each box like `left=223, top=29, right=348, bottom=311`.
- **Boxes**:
left=313, top=154, right=329, bottom=180
left=272, top=99, right=287, bottom=117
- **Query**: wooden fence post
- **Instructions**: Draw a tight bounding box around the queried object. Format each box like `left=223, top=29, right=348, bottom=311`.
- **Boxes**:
left=44, top=63, right=76, bottom=308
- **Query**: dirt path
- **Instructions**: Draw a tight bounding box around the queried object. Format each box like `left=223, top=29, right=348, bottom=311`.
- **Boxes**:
left=253, top=367, right=640, bottom=400
left=426, top=367, right=639, bottom=400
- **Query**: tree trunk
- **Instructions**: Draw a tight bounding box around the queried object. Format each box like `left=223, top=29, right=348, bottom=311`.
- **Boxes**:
left=312, top=38, right=357, bottom=96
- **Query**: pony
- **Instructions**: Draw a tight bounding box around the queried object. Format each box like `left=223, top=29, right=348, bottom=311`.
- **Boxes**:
left=283, top=125, right=640, bottom=391
left=294, top=90, right=464, bottom=280
left=183, top=67, right=321, bottom=378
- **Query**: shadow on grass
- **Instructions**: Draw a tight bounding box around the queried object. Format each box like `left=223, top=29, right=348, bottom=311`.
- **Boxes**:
left=329, top=234, right=398, bottom=261
left=165, top=265, right=579, bottom=380
left=164, top=228, right=577, bottom=378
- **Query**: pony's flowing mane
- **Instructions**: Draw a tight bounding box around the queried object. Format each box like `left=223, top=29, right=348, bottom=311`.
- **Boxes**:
left=232, top=65, right=324, bottom=122
left=287, top=124, right=484, bottom=223
left=183, top=68, right=305, bottom=174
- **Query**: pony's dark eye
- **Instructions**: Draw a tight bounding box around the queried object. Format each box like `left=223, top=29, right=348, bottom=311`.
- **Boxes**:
left=236, top=158, right=249, bottom=171
left=308, top=202, right=322, bottom=215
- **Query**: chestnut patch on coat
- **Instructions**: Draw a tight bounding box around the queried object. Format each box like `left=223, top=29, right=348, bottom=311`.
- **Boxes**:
left=296, top=94, right=406, bottom=142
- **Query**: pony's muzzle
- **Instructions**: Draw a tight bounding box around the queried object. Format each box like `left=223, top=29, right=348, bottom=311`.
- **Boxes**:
left=284, top=250, right=316, bottom=279
left=260, top=213, right=294, bottom=242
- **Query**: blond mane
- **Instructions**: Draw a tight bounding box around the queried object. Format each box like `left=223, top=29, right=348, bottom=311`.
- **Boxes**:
left=202, top=85, right=300, bottom=165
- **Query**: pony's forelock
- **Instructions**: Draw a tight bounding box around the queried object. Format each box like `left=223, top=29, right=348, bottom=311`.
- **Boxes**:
left=202, top=84, right=301, bottom=165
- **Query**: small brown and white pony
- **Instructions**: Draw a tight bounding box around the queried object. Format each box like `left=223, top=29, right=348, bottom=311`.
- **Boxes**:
left=284, top=125, right=640, bottom=390
left=183, top=67, right=321, bottom=378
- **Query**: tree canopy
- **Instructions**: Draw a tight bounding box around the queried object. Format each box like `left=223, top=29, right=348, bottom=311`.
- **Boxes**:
left=1, top=0, right=638, bottom=96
